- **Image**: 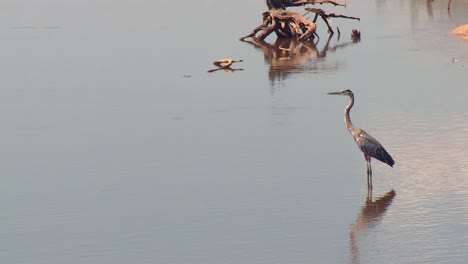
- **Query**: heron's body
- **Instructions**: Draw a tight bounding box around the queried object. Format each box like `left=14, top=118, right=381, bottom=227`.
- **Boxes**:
left=328, top=89, right=394, bottom=188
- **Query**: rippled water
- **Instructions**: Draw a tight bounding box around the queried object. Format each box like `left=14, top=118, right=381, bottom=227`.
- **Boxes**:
left=0, top=0, right=467, bottom=264
left=351, top=112, right=468, bottom=264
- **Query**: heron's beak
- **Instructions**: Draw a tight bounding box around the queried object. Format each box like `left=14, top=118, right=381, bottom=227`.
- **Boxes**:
left=327, top=91, right=342, bottom=95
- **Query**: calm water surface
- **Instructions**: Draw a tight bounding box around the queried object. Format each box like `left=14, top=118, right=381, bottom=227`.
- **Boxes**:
left=0, top=0, right=467, bottom=264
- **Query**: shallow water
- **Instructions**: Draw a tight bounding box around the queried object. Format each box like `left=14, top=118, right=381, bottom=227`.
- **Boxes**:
left=0, top=0, right=467, bottom=264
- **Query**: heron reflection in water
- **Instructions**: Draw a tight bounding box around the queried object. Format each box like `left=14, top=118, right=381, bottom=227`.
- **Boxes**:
left=328, top=90, right=394, bottom=189
left=349, top=189, right=396, bottom=264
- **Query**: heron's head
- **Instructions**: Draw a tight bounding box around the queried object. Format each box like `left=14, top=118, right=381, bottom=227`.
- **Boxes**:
left=327, top=89, right=354, bottom=97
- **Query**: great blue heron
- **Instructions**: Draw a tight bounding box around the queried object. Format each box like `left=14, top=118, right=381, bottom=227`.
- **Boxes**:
left=328, top=89, right=394, bottom=188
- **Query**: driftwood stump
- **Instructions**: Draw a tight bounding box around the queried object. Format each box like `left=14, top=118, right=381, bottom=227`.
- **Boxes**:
left=241, top=0, right=359, bottom=41
left=240, top=10, right=317, bottom=41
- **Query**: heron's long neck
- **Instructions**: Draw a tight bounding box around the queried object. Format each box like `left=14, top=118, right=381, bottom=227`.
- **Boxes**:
left=344, top=94, right=354, bottom=130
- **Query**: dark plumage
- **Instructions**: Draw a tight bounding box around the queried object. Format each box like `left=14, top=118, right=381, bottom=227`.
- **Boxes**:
left=355, top=128, right=394, bottom=167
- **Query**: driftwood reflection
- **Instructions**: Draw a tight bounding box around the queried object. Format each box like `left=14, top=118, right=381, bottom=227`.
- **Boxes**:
left=241, top=36, right=359, bottom=84
left=349, top=189, right=396, bottom=264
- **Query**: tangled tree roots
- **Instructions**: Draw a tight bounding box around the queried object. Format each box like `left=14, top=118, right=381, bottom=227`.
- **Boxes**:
left=240, top=2, right=360, bottom=42
left=240, top=10, right=317, bottom=41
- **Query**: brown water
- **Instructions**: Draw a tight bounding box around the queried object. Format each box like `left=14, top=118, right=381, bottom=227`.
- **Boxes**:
left=0, top=0, right=467, bottom=263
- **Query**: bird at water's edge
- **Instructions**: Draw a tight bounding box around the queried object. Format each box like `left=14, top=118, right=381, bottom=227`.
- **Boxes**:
left=328, top=89, right=394, bottom=189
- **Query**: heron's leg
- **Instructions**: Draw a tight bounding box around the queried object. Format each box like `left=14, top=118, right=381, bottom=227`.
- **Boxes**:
left=367, top=186, right=372, bottom=201
left=365, top=155, right=372, bottom=190
left=364, top=154, right=370, bottom=175
left=364, top=155, right=371, bottom=175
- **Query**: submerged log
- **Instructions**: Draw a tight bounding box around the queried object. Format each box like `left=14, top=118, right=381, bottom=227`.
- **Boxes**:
left=351, top=29, right=361, bottom=43
left=451, top=25, right=468, bottom=41
left=207, top=58, right=244, bottom=73
left=212, top=58, right=243, bottom=68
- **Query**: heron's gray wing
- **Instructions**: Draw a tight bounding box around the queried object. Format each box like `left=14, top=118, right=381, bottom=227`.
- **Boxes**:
left=355, top=129, right=395, bottom=167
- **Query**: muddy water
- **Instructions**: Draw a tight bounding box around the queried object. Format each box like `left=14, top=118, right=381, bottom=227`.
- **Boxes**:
left=0, top=0, right=467, bottom=264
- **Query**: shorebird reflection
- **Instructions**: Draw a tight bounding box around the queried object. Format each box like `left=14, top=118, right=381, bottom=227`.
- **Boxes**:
left=349, top=189, right=396, bottom=264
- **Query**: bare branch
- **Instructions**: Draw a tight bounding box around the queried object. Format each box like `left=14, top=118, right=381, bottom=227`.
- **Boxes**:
left=267, top=0, right=345, bottom=9
left=305, top=8, right=361, bottom=21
